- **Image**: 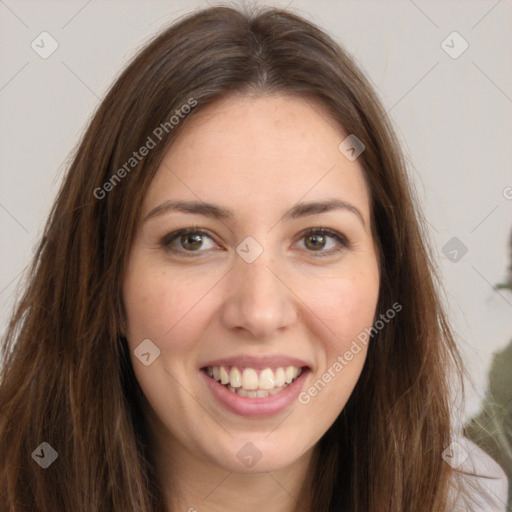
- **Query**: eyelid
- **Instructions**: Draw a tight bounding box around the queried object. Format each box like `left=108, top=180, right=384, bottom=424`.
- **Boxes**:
left=159, top=228, right=221, bottom=255
left=159, top=226, right=351, bottom=256
left=293, top=227, right=351, bottom=256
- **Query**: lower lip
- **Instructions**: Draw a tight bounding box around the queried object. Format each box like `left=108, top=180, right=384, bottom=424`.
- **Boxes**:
left=200, top=368, right=310, bottom=417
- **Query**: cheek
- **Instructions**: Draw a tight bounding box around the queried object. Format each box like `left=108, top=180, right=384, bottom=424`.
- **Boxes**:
left=296, top=273, right=378, bottom=420
left=300, top=271, right=380, bottom=349
left=123, top=262, right=203, bottom=346
left=123, top=257, right=228, bottom=366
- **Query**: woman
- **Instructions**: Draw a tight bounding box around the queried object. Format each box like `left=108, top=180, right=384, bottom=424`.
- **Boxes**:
left=0, top=5, right=506, bottom=511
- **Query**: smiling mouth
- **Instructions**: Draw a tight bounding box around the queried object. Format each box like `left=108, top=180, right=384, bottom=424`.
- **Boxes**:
left=201, top=365, right=307, bottom=398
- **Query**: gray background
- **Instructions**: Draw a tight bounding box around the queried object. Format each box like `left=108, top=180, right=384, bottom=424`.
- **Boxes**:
left=1, top=0, right=511, bottom=422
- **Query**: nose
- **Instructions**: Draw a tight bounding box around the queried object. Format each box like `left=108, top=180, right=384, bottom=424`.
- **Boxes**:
left=220, top=253, right=297, bottom=339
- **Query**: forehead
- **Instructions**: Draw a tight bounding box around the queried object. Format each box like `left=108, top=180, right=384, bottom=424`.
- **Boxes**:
left=144, top=94, right=371, bottom=221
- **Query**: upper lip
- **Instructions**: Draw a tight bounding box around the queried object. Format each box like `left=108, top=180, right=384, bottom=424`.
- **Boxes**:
left=200, top=355, right=311, bottom=370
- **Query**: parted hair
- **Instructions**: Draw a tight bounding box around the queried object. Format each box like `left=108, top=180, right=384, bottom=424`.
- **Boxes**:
left=0, top=4, right=465, bottom=511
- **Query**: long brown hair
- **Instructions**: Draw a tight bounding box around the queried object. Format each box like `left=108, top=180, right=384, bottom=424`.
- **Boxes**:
left=0, top=4, right=466, bottom=511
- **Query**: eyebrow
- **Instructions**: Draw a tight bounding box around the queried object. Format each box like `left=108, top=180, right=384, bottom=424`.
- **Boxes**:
left=144, top=198, right=365, bottom=226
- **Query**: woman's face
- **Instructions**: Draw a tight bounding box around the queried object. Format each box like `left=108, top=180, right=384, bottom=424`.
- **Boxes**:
left=123, top=94, right=380, bottom=474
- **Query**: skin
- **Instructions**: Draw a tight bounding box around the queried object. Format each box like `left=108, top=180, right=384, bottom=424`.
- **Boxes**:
left=122, top=93, right=380, bottom=512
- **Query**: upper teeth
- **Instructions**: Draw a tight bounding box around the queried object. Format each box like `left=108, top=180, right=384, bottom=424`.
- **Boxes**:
left=206, top=365, right=303, bottom=390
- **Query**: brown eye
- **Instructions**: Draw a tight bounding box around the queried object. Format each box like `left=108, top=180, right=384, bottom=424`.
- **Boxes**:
left=304, top=232, right=328, bottom=251
left=180, top=233, right=204, bottom=251
left=160, top=229, right=218, bottom=253
left=296, top=228, right=349, bottom=256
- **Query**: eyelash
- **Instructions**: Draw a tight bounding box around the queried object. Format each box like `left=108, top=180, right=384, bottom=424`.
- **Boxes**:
left=159, top=227, right=351, bottom=258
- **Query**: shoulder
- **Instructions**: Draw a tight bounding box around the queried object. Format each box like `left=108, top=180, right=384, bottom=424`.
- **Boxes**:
left=448, top=437, right=509, bottom=512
